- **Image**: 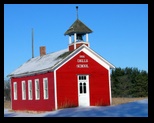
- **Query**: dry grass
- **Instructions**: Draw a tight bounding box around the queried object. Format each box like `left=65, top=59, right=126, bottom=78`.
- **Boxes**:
left=4, top=101, right=11, bottom=109
left=112, top=97, right=148, bottom=105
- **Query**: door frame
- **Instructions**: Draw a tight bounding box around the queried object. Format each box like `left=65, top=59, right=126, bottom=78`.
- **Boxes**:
left=77, top=74, right=90, bottom=106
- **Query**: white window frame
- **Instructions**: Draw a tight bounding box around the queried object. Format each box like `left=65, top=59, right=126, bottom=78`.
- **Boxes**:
left=43, top=78, right=48, bottom=99
left=28, top=80, right=32, bottom=100
left=13, top=82, right=17, bottom=100
left=35, top=79, right=40, bottom=100
left=22, top=81, right=26, bottom=100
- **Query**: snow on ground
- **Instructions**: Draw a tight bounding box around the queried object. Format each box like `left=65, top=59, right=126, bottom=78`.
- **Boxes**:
left=4, top=99, right=148, bottom=117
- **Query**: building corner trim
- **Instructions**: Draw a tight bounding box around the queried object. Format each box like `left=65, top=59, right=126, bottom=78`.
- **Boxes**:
left=54, top=71, right=57, bottom=110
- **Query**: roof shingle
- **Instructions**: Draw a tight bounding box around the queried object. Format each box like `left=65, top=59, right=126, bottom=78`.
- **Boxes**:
left=64, top=19, right=93, bottom=35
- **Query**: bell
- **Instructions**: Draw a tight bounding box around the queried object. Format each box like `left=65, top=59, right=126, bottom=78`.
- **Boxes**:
left=77, top=34, right=83, bottom=41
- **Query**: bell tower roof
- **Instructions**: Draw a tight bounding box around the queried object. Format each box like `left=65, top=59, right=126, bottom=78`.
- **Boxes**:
left=64, top=6, right=93, bottom=51
left=64, top=19, right=93, bottom=35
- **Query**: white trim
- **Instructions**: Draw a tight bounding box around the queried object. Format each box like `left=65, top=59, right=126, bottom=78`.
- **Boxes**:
left=82, top=46, right=115, bottom=69
left=68, top=41, right=89, bottom=47
left=54, top=71, right=57, bottom=110
left=86, top=33, right=88, bottom=42
left=82, top=48, right=109, bottom=70
left=10, top=79, right=12, bottom=109
left=53, top=45, right=115, bottom=72
left=69, top=35, right=72, bottom=44
left=77, top=75, right=90, bottom=106
left=43, top=78, right=49, bottom=100
left=22, top=80, right=26, bottom=100
left=35, top=79, right=40, bottom=100
left=74, top=33, right=76, bottom=49
left=13, top=82, right=17, bottom=100
left=28, top=80, right=32, bottom=100
left=108, top=69, right=112, bottom=105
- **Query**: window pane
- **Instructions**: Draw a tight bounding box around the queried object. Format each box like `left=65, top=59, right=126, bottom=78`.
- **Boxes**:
left=81, top=76, right=83, bottom=80
left=22, top=81, right=26, bottom=100
left=35, top=80, right=40, bottom=100
left=84, top=76, right=86, bottom=80
left=45, top=89, right=48, bottom=98
left=44, top=78, right=48, bottom=99
left=14, top=83, right=17, bottom=100
left=83, top=82, right=86, bottom=93
left=45, top=80, right=47, bottom=88
left=37, top=81, right=39, bottom=89
left=80, top=83, right=82, bottom=93
left=28, top=80, right=32, bottom=100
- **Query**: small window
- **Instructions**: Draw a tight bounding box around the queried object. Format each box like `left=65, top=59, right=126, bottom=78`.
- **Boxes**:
left=35, top=79, right=40, bottom=100
left=79, top=75, right=86, bottom=80
left=14, top=82, right=17, bottom=100
left=43, top=78, right=48, bottom=99
left=22, top=81, right=26, bottom=100
left=28, top=80, right=32, bottom=100
left=83, top=76, right=86, bottom=80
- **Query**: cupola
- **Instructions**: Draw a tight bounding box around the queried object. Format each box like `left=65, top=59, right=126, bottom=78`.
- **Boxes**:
left=64, top=6, right=93, bottom=51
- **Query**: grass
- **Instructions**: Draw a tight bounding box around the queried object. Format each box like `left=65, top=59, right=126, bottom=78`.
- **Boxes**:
left=111, top=97, right=148, bottom=105
left=4, top=97, right=148, bottom=110
left=4, top=101, right=11, bottom=109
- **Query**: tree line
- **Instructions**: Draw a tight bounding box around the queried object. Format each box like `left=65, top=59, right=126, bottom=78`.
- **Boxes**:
left=4, top=67, right=148, bottom=101
left=111, top=67, right=148, bottom=97
left=4, top=78, right=11, bottom=101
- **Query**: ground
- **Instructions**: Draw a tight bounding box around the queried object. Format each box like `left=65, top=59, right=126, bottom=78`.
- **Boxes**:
left=4, top=98, right=148, bottom=117
left=4, top=97, right=147, bottom=109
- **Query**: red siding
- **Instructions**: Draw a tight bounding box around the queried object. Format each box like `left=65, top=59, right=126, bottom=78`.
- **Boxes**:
left=69, top=43, right=89, bottom=51
left=56, top=51, right=110, bottom=108
left=11, top=72, right=55, bottom=111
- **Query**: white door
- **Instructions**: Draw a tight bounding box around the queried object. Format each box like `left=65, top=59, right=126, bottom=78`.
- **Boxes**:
left=78, top=75, right=90, bottom=106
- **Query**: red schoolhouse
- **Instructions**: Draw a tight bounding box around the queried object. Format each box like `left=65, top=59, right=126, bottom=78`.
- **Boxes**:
left=8, top=11, right=115, bottom=111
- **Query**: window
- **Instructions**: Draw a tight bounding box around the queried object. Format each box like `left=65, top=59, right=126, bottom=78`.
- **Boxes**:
left=28, top=80, right=32, bottom=100
left=79, top=82, right=86, bottom=94
left=79, top=75, right=86, bottom=80
left=14, top=82, right=17, bottom=100
left=79, top=75, right=87, bottom=94
left=43, top=78, right=48, bottom=99
left=35, top=79, right=40, bottom=100
left=22, top=81, right=26, bottom=100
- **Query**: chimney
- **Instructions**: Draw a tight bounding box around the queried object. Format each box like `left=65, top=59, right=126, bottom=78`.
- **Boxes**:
left=40, top=46, right=46, bottom=56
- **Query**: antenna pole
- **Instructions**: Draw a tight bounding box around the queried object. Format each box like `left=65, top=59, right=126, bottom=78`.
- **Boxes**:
left=32, top=28, right=34, bottom=58
left=76, top=6, right=78, bottom=19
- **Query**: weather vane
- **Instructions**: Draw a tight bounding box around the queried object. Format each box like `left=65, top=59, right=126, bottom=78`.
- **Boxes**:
left=76, top=6, right=78, bottom=19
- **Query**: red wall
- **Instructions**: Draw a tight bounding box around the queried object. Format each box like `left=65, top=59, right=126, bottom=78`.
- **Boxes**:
left=11, top=72, right=55, bottom=111
left=56, top=51, right=110, bottom=108
left=69, top=43, right=89, bottom=51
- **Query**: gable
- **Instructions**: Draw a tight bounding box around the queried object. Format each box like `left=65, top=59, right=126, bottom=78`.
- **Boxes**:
left=53, top=45, right=115, bottom=71
left=56, top=51, right=110, bottom=74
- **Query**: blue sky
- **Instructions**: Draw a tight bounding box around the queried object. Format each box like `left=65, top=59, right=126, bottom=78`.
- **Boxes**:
left=4, top=4, right=148, bottom=78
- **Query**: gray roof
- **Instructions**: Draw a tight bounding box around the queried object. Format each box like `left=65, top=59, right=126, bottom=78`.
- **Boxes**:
left=7, top=48, right=70, bottom=77
left=7, top=45, right=115, bottom=78
left=64, top=19, right=93, bottom=35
